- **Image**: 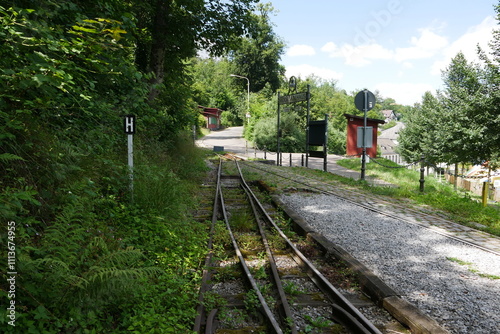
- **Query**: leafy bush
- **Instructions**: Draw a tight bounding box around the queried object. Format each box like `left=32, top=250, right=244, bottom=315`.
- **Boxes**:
left=327, top=127, right=347, bottom=155
left=253, top=116, right=277, bottom=150
left=1, top=137, right=210, bottom=332
left=253, top=112, right=305, bottom=152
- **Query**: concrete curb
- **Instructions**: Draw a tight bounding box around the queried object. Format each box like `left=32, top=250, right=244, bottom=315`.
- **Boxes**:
left=272, top=194, right=450, bottom=334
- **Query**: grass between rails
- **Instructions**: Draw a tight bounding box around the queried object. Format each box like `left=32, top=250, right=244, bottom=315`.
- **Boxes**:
left=333, top=158, right=500, bottom=237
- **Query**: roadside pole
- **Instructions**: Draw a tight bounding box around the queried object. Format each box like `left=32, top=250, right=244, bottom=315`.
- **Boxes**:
left=354, top=89, right=376, bottom=181
left=420, top=155, right=425, bottom=192
left=277, top=91, right=281, bottom=166
left=124, top=115, right=135, bottom=200
left=361, top=90, right=368, bottom=180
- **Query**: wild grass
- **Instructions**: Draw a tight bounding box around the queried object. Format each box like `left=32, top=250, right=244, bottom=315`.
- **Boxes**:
left=134, top=133, right=210, bottom=215
left=336, top=158, right=500, bottom=236
left=447, top=257, right=500, bottom=279
left=1, top=131, right=212, bottom=333
left=229, top=209, right=256, bottom=232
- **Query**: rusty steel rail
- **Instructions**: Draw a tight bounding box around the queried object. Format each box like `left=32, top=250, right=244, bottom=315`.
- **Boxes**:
left=234, top=159, right=382, bottom=334
left=193, top=160, right=222, bottom=333
left=195, top=156, right=382, bottom=333
left=195, top=157, right=282, bottom=334
left=242, top=182, right=298, bottom=334
left=217, top=170, right=283, bottom=334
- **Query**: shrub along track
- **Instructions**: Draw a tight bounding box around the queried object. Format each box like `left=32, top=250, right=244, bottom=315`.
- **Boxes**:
left=193, top=157, right=408, bottom=334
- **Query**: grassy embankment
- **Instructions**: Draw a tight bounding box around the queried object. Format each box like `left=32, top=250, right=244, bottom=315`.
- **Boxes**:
left=1, top=133, right=214, bottom=333
left=333, top=158, right=500, bottom=237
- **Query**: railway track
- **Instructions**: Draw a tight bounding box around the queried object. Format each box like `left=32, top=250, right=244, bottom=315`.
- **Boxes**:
left=236, top=159, right=500, bottom=257
left=194, top=157, right=385, bottom=334
left=231, top=158, right=500, bottom=334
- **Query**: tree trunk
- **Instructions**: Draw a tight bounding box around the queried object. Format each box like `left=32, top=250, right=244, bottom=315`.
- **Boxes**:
left=148, top=0, right=172, bottom=102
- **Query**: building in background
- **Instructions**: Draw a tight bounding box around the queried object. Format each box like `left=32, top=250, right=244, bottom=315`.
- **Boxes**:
left=198, top=106, right=224, bottom=130
left=379, top=122, right=405, bottom=164
left=344, top=114, right=385, bottom=158
left=381, top=109, right=398, bottom=123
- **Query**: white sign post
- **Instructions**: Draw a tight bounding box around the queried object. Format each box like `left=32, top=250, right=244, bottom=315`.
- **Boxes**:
left=124, top=115, right=136, bottom=198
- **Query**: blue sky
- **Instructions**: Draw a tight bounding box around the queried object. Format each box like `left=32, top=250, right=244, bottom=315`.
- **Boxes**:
left=270, top=0, right=497, bottom=105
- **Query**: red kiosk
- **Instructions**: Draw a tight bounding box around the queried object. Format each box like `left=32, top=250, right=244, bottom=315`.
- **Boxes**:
left=344, top=113, right=385, bottom=157
left=198, top=106, right=223, bottom=130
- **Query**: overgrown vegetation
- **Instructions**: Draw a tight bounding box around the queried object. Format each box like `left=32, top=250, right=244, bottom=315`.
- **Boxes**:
left=0, top=1, right=257, bottom=332
left=398, top=3, right=500, bottom=168
left=1, top=133, right=212, bottom=332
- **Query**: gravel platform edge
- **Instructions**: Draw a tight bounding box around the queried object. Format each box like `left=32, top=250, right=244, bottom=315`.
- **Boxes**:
left=272, top=194, right=450, bottom=334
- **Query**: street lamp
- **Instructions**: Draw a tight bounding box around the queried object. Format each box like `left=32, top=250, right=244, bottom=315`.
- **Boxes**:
left=230, top=74, right=250, bottom=121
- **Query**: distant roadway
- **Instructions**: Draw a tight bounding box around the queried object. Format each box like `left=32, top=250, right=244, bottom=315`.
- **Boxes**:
left=196, top=126, right=392, bottom=185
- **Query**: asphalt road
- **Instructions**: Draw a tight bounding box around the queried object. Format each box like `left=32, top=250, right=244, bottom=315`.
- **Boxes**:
left=196, top=126, right=393, bottom=185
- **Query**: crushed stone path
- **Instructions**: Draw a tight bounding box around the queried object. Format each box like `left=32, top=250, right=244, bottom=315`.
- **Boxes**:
left=249, top=161, right=500, bottom=255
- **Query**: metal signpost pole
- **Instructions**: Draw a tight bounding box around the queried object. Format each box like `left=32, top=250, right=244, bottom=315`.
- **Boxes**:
left=420, top=154, right=425, bottom=192
left=354, top=89, right=376, bottom=181
left=277, top=91, right=281, bottom=166
left=361, top=89, right=367, bottom=180
left=124, top=115, right=135, bottom=200
left=323, top=114, right=328, bottom=172
left=128, top=133, right=133, bottom=191
left=306, top=84, right=311, bottom=168
left=278, top=78, right=308, bottom=168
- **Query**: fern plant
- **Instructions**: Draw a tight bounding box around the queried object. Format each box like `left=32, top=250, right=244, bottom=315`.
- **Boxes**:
left=17, top=199, right=162, bottom=331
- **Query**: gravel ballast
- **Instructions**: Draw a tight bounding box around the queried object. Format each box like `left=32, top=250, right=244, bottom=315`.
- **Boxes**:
left=280, top=193, right=500, bottom=334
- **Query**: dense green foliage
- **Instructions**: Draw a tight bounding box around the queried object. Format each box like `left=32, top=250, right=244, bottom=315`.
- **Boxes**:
left=228, top=3, right=286, bottom=92
left=0, top=0, right=258, bottom=332
left=190, top=3, right=287, bottom=128
left=399, top=3, right=500, bottom=168
left=1, top=133, right=210, bottom=333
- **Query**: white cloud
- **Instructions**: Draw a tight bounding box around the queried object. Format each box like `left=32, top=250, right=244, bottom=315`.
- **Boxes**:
left=321, top=41, right=393, bottom=67
left=321, top=42, right=338, bottom=55
left=412, top=28, right=449, bottom=50
left=431, top=16, right=496, bottom=75
left=285, top=64, right=344, bottom=81
left=375, top=82, right=435, bottom=106
left=321, top=28, right=451, bottom=67
left=395, top=28, right=448, bottom=62
left=287, top=44, right=316, bottom=56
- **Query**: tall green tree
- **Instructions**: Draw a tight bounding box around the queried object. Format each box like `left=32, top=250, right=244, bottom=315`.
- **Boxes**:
left=399, top=2, right=500, bottom=167
left=398, top=91, right=443, bottom=163
left=478, top=1, right=500, bottom=166
left=439, top=52, right=486, bottom=164
left=228, top=2, right=286, bottom=93
left=133, top=0, right=258, bottom=101
left=399, top=53, right=484, bottom=165
left=191, top=58, right=238, bottom=110
left=0, top=4, right=148, bottom=205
